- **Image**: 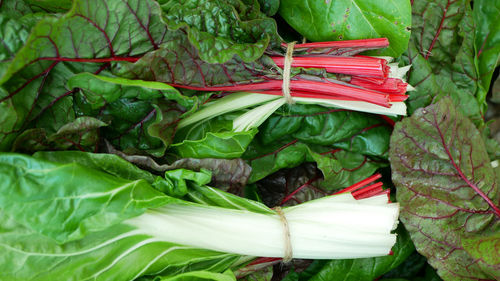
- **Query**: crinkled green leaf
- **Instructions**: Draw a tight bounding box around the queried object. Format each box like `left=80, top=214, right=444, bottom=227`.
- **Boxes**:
left=67, top=73, right=197, bottom=110
left=278, top=0, right=411, bottom=56
left=166, top=158, right=252, bottom=193
left=118, top=29, right=281, bottom=89
left=12, top=116, right=107, bottom=152
left=0, top=0, right=33, bottom=18
left=473, top=0, right=500, bottom=92
left=0, top=14, right=31, bottom=78
left=0, top=211, right=240, bottom=281
left=100, top=143, right=253, bottom=192
left=257, top=0, right=279, bottom=16
left=259, top=104, right=392, bottom=158
left=0, top=153, right=177, bottom=243
left=24, top=0, right=72, bottom=12
left=403, top=1, right=483, bottom=123
left=0, top=0, right=168, bottom=150
left=246, top=140, right=382, bottom=191
left=69, top=73, right=205, bottom=156
left=390, top=98, right=500, bottom=281
left=160, top=0, right=280, bottom=63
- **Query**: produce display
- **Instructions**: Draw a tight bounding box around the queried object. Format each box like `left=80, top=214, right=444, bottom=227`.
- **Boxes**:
left=0, top=0, right=499, bottom=280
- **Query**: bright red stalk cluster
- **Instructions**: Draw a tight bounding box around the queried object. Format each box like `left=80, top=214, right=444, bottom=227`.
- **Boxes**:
left=172, top=38, right=409, bottom=108
left=333, top=173, right=390, bottom=201
left=272, top=56, right=389, bottom=78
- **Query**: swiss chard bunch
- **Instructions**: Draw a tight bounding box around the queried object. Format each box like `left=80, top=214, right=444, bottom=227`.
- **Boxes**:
left=0, top=0, right=499, bottom=281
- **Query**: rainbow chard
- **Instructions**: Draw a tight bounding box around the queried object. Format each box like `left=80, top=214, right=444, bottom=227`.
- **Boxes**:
left=122, top=37, right=412, bottom=132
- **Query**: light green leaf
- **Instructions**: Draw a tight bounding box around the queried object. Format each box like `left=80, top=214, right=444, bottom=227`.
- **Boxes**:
left=278, top=0, right=411, bottom=56
left=0, top=211, right=239, bottom=281
left=0, top=153, right=176, bottom=243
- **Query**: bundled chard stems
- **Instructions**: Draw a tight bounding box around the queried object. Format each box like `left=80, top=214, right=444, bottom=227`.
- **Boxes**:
left=178, top=38, right=412, bottom=131
left=126, top=174, right=399, bottom=260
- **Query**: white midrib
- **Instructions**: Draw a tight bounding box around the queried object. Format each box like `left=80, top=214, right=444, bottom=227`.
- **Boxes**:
left=0, top=230, right=143, bottom=257
left=48, top=181, right=138, bottom=201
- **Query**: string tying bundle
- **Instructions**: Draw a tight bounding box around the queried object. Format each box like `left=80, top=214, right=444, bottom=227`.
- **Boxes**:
left=282, top=41, right=296, bottom=105
left=274, top=206, right=293, bottom=263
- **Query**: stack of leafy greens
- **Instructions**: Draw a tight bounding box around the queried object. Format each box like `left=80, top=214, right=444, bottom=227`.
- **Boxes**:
left=0, top=0, right=499, bottom=280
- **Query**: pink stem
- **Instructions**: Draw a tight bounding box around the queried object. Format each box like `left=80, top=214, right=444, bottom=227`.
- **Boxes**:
left=286, top=38, right=389, bottom=49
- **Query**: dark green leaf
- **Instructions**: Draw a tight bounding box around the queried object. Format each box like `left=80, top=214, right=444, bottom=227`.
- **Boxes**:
left=473, top=0, right=500, bottom=93
left=247, top=140, right=383, bottom=192
left=69, top=73, right=204, bottom=156
left=160, top=0, right=280, bottom=63
left=382, top=251, right=427, bottom=279
left=118, top=29, right=281, bottom=89
left=0, top=0, right=33, bottom=18
left=403, top=1, right=483, bottom=123
left=0, top=0, right=168, bottom=150
left=25, top=0, right=72, bottom=12
left=12, top=116, right=106, bottom=152
left=257, top=0, right=279, bottom=16
left=278, top=0, right=411, bottom=56
left=0, top=14, right=31, bottom=78
left=259, top=104, right=392, bottom=158
left=390, top=98, right=500, bottom=280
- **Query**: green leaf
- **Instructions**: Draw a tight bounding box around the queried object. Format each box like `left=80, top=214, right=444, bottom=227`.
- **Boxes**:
left=0, top=0, right=33, bottom=19
left=0, top=152, right=176, bottom=243
left=0, top=211, right=240, bottom=281
left=160, top=0, right=280, bottom=63
left=67, top=73, right=195, bottom=109
left=257, top=0, right=279, bottom=16
left=171, top=130, right=258, bottom=159
left=166, top=158, right=252, bottom=193
left=462, top=233, right=500, bottom=278
left=148, top=270, right=236, bottom=281
left=32, top=150, right=160, bottom=183
left=246, top=141, right=382, bottom=191
left=304, top=226, right=414, bottom=281
left=118, top=29, right=281, bottom=89
left=24, top=0, right=72, bottom=12
left=389, top=98, right=500, bottom=281
left=259, top=104, right=392, bottom=158
left=12, top=116, right=107, bottom=152
left=0, top=14, right=32, bottom=78
left=0, top=0, right=168, bottom=150
left=68, top=73, right=204, bottom=156
left=278, top=0, right=411, bottom=57
left=473, top=0, right=500, bottom=92
left=403, top=1, right=483, bottom=123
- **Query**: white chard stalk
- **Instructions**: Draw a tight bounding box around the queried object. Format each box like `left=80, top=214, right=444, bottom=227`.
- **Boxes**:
left=126, top=193, right=399, bottom=260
